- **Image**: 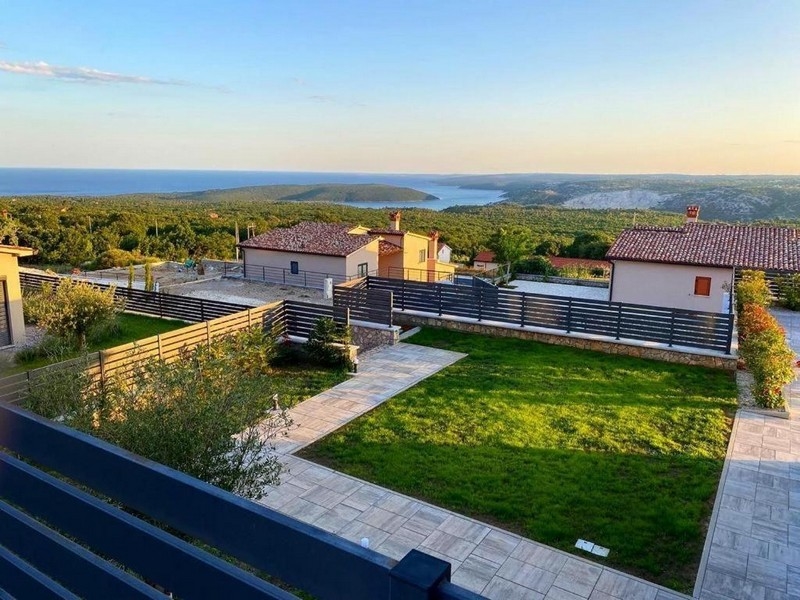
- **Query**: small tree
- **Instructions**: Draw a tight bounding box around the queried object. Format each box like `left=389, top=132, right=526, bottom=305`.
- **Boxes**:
left=144, top=262, right=155, bottom=292
left=31, top=279, right=122, bottom=349
left=487, top=226, right=533, bottom=265
left=127, top=264, right=135, bottom=289
left=305, top=317, right=353, bottom=369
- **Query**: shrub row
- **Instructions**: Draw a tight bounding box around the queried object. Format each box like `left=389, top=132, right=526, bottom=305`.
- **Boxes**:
left=736, top=271, right=794, bottom=409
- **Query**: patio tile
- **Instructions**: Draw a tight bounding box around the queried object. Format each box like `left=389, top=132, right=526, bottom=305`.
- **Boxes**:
left=483, top=576, right=544, bottom=600
left=551, top=558, right=602, bottom=598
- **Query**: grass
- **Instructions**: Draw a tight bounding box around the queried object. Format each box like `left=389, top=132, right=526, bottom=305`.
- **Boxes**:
left=298, top=328, right=738, bottom=592
left=8, top=313, right=188, bottom=373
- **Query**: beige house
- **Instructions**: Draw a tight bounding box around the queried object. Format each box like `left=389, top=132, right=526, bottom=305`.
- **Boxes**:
left=0, top=245, right=37, bottom=346
left=473, top=251, right=499, bottom=271
left=606, top=206, right=800, bottom=312
left=238, top=213, right=453, bottom=288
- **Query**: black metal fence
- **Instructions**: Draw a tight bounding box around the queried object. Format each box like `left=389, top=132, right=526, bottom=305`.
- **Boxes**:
left=225, top=262, right=374, bottom=289
left=0, top=401, right=485, bottom=600
left=367, top=276, right=734, bottom=354
left=21, top=272, right=249, bottom=323
left=284, top=300, right=349, bottom=339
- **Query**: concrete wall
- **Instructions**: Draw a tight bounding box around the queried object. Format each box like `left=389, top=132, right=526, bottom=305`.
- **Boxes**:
left=394, top=312, right=737, bottom=371
left=610, top=260, right=733, bottom=313
left=0, top=254, right=25, bottom=345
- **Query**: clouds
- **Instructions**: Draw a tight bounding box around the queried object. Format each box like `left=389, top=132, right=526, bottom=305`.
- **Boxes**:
left=0, top=60, right=188, bottom=86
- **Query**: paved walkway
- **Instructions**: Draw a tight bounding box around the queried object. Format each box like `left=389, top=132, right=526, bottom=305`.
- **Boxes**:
left=771, top=308, right=800, bottom=414
left=695, top=411, right=800, bottom=600
left=272, top=343, right=466, bottom=456
left=259, top=342, right=685, bottom=600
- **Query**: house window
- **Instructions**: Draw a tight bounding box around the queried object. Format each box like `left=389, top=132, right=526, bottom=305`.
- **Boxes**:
left=694, top=276, right=711, bottom=296
left=290, top=261, right=299, bottom=275
left=357, top=263, right=368, bottom=277
left=419, top=249, right=427, bottom=263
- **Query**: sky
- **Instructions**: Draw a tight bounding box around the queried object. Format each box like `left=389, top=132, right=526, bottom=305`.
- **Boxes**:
left=1, top=1, right=798, bottom=174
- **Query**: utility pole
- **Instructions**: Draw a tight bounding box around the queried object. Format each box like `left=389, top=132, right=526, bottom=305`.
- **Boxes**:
left=155, top=218, right=159, bottom=238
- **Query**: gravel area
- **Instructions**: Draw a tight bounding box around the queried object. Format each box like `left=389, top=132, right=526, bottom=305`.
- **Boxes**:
left=0, top=325, right=46, bottom=374
left=507, top=279, right=610, bottom=301
left=169, top=278, right=332, bottom=307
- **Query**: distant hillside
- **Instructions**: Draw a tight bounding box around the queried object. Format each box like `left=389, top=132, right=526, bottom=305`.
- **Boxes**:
left=437, top=174, right=800, bottom=221
left=106, top=184, right=438, bottom=205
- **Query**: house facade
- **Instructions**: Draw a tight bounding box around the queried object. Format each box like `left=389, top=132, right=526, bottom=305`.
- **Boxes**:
left=238, top=213, right=453, bottom=288
left=0, top=245, right=37, bottom=346
left=473, top=251, right=498, bottom=271
left=606, top=206, right=800, bottom=312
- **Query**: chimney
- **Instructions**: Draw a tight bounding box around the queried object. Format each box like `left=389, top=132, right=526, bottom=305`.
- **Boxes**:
left=686, top=205, right=700, bottom=223
left=428, top=230, right=439, bottom=262
left=389, top=211, right=401, bottom=231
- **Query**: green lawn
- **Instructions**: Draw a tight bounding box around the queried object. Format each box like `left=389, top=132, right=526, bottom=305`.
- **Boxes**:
left=8, top=313, right=188, bottom=373
left=298, top=328, right=737, bottom=592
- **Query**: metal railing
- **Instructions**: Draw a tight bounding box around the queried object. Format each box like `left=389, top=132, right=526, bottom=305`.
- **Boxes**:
left=223, top=262, right=376, bottom=289
left=0, top=402, right=486, bottom=599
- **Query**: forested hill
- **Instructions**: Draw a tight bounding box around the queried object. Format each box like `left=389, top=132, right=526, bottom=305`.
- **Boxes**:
left=436, top=174, right=800, bottom=221
left=100, top=183, right=438, bottom=204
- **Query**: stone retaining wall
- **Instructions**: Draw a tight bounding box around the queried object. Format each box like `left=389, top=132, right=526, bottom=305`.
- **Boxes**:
left=395, top=312, right=737, bottom=371
left=351, top=323, right=400, bottom=352
left=515, top=273, right=610, bottom=288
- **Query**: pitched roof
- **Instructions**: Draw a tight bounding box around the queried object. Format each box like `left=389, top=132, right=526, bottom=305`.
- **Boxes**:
left=238, top=222, right=377, bottom=257
left=437, top=241, right=450, bottom=251
left=368, top=228, right=407, bottom=236
left=379, top=240, right=403, bottom=256
left=549, top=256, right=610, bottom=270
left=474, top=251, right=496, bottom=263
left=606, top=223, right=800, bottom=271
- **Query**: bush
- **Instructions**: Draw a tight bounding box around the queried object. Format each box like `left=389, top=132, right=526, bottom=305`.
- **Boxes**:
left=24, top=279, right=124, bottom=349
left=14, top=335, right=75, bottom=365
left=516, top=255, right=557, bottom=276
left=776, top=274, right=800, bottom=311
left=736, top=270, right=772, bottom=314
left=95, top=248, right=137, bottom=269
left=738, top=303, right=795, bottom=409
left=305, top=318, right=353, bottom=370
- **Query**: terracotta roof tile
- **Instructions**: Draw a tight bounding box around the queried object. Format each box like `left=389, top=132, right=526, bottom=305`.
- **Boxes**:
left=379, top=240, right=403, bottom=256
left=474, top=251, right=496, bottom=263
left=549, top=256, right=611, bottom=270
left=606, top=223, right=800, bottom=271
left=238, top=222, right=377, bottom=257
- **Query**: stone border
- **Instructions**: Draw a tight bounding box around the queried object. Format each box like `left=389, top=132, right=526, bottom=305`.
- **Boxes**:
left=394, top=312, right=738, bottom=371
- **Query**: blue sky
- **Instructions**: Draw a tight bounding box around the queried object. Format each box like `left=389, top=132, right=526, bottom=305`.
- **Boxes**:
left=1, top=1, right=798, bottom=173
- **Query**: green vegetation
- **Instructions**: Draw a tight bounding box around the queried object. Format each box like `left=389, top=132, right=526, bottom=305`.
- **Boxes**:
left=23, top=327, right=347, bottom=499
left=0, top=187, right=685, bottom=268
left=11, top=313, right=187, bottom=373
left=299, top=329, right=737, bottom=591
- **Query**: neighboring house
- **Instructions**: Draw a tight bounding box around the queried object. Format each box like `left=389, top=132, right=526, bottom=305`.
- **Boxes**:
left=606, top=206, right=800, bottom=312
left=0, top=245, right=37, bottom=346
left=238, top=213, right=454, bottom=287
left=548, top=256, right=611, bottom=276
left=437, top=241, right=452, bottom=264
left=473, top=251, right=498, bottom=271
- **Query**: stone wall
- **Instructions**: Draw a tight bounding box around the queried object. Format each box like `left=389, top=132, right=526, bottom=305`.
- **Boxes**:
left=394, top=312, right=737, bottom=371
left=351, top=323, right=400, bottom=353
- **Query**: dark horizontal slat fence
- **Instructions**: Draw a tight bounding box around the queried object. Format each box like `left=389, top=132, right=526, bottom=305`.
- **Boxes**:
left=333, top=280, right=393, bottom=326
left=0, top=403, right=486, bottom=599
left=284, top=300, right=349, bottom=339
left=367, top=276, right=734, bottom=354
left=21, top=272, right=250, bottom=323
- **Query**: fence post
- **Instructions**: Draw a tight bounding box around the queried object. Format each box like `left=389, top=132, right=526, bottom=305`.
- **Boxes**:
left=520, top=293, right=526, bottom=327
left=615, top=303, right=622, bottom=340
left=477, top=287, right=483, bottom=321
left=725, top=314, right=734, bottom=354
left=401, top=279, right=406, bottom=311
left=157, top=335, right=163, bottom=360
left=206, top=321, right=212, bottom=347
left=437, top=285, right=442, bottom=316
left=158, top=292, right=163, bottom=318
left=389, top=549, right=450, bottom=600
left=248, top=309, right=253, bottom=327
left=388, top=291, right=394, bottom=326
left=282, top=269, right=286, bottom=284
left=200, top=300, right=205, bottom=322
left=566, top=298, right=572, bottom=333
left=668, top=312, right=676, bottom=347
left=99, top=351, right=106, bottom=393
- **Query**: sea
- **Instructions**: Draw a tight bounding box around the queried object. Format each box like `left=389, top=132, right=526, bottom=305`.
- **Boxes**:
left=0, top=168, right=505, bottom=211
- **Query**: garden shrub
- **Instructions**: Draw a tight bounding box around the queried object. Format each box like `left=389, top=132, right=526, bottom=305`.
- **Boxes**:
left=776, top=274, right=800, bottom=311
left=735, top=270, right=772, bottom=314
left=95, top=248, right=137, bottom=269
left=515, top=255, right=557, bottom=276
left=305, top=317, right=354, bottom=370
left=738, top=303, right=795, bottom=409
